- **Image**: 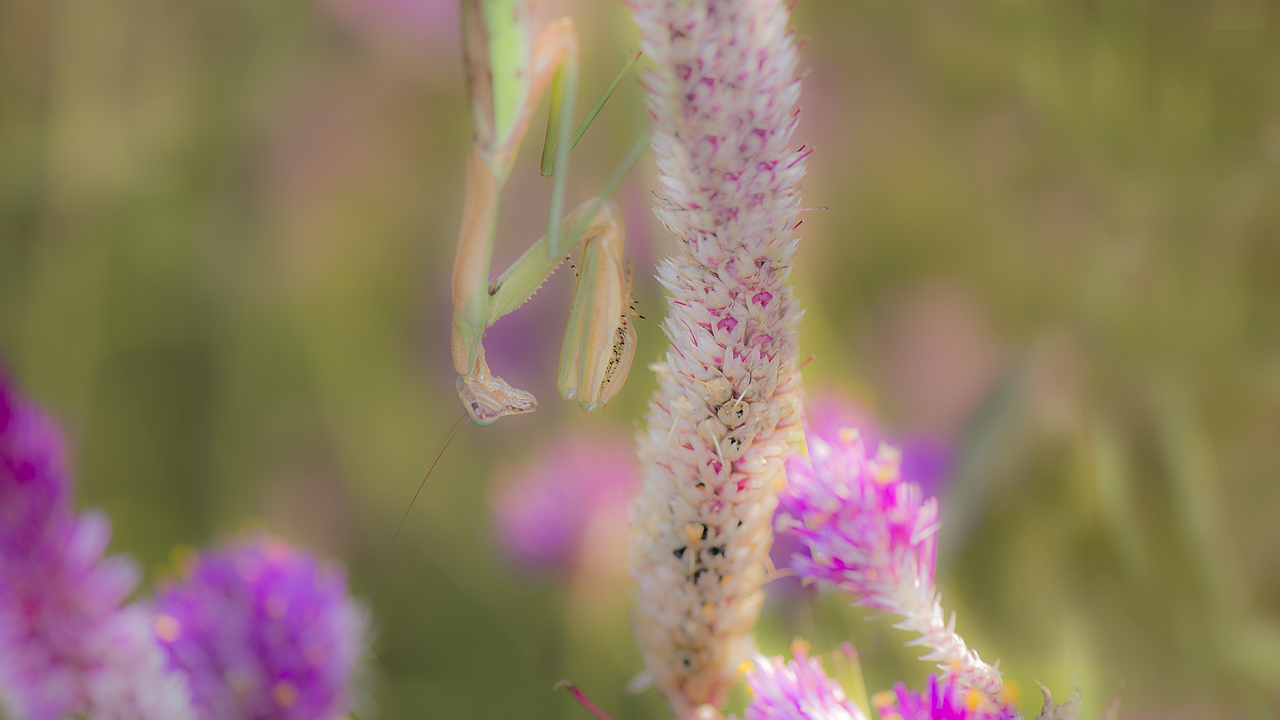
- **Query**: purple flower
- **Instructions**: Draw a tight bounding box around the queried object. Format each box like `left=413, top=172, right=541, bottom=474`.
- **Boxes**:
left=0, top=368, right=195, bottom=720
left=489, top=431, right=640, bottom=574
left=777, top=415, right=1011, bottom=711
left=152, top=534, right=366, bottom=720
left=744, top=642, right=867, bottom=720
left=80, top=598, right=199, bottom=720
left=872, top=675, right=1015, bottom=720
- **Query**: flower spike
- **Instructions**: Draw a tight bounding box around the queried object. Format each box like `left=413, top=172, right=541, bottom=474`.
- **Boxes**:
left=626, top=0, right=809, bottom=713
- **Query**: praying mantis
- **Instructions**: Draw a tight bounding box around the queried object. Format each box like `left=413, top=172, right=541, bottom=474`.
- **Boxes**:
left=365, top=0, right=648, bottom=618
left=451, top=0, right=646, bottom=426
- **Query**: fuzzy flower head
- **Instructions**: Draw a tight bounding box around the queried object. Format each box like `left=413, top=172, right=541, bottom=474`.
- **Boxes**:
left=777, top=430, right=939, bottom=602
left=873, top=675, right=1015, bottom=720
left=0, top=367, right=194, bottom=720
left=153, top=535, right=365, bottom=720
left=744, top=641, right=867, bottom=720
left=626, top=0, right=808, bottom=711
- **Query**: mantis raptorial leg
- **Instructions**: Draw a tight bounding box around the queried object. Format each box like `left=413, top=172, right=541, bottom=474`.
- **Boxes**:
left=452, top=0, right=645, bottom=426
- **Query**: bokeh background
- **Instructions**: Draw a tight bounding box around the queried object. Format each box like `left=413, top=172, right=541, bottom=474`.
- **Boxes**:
left=1, top=0, right=1278, bottom=718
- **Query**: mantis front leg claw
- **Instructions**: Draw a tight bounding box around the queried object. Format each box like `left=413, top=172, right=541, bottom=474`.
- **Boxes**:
left=455, top=345, right=536, bottom=426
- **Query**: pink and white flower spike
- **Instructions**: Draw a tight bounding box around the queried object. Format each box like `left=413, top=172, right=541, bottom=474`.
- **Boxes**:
left=777, top=423, right=1013, bottom=712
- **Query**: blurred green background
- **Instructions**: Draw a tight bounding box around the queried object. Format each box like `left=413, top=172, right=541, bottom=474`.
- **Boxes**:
left=1, top=0, right=1278, bottom=718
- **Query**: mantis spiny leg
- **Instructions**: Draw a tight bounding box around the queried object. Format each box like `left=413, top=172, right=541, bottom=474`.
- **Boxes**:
left=557, top=212, right=636, bottom=411
left=481, top=199, right=637, bottom=414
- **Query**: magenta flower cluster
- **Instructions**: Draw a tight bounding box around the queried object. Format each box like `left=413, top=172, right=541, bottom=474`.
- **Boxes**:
left=874, top=675, right=1009, bottom=720
left=744, top=644, right=866, bottom=720
left=776, top=428, right=940, bottom=607
left=0, top=367, right=365, bottom=720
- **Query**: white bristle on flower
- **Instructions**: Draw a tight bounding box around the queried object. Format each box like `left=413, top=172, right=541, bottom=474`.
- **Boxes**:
left=626, top=0, right=808, bottom=714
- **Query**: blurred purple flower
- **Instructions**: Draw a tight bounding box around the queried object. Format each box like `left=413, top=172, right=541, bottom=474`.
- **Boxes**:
left=744, top=642, right=867, bottom=720
left=152, top=535, right=366, bottom=720
left=872, top=675, right=1013, bottom=720
left=80, top=598, right=198, bottom=720
left=489, top=431, right=640, bottom=574
left=0, top=368, right=195, bottom=720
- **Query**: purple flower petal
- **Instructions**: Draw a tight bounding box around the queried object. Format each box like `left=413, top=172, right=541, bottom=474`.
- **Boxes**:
left=0, top=372, right=71, bottom=563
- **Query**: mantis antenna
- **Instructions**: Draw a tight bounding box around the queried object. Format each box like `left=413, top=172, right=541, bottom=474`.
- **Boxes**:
left=363, top=412, right=468, bottom=619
